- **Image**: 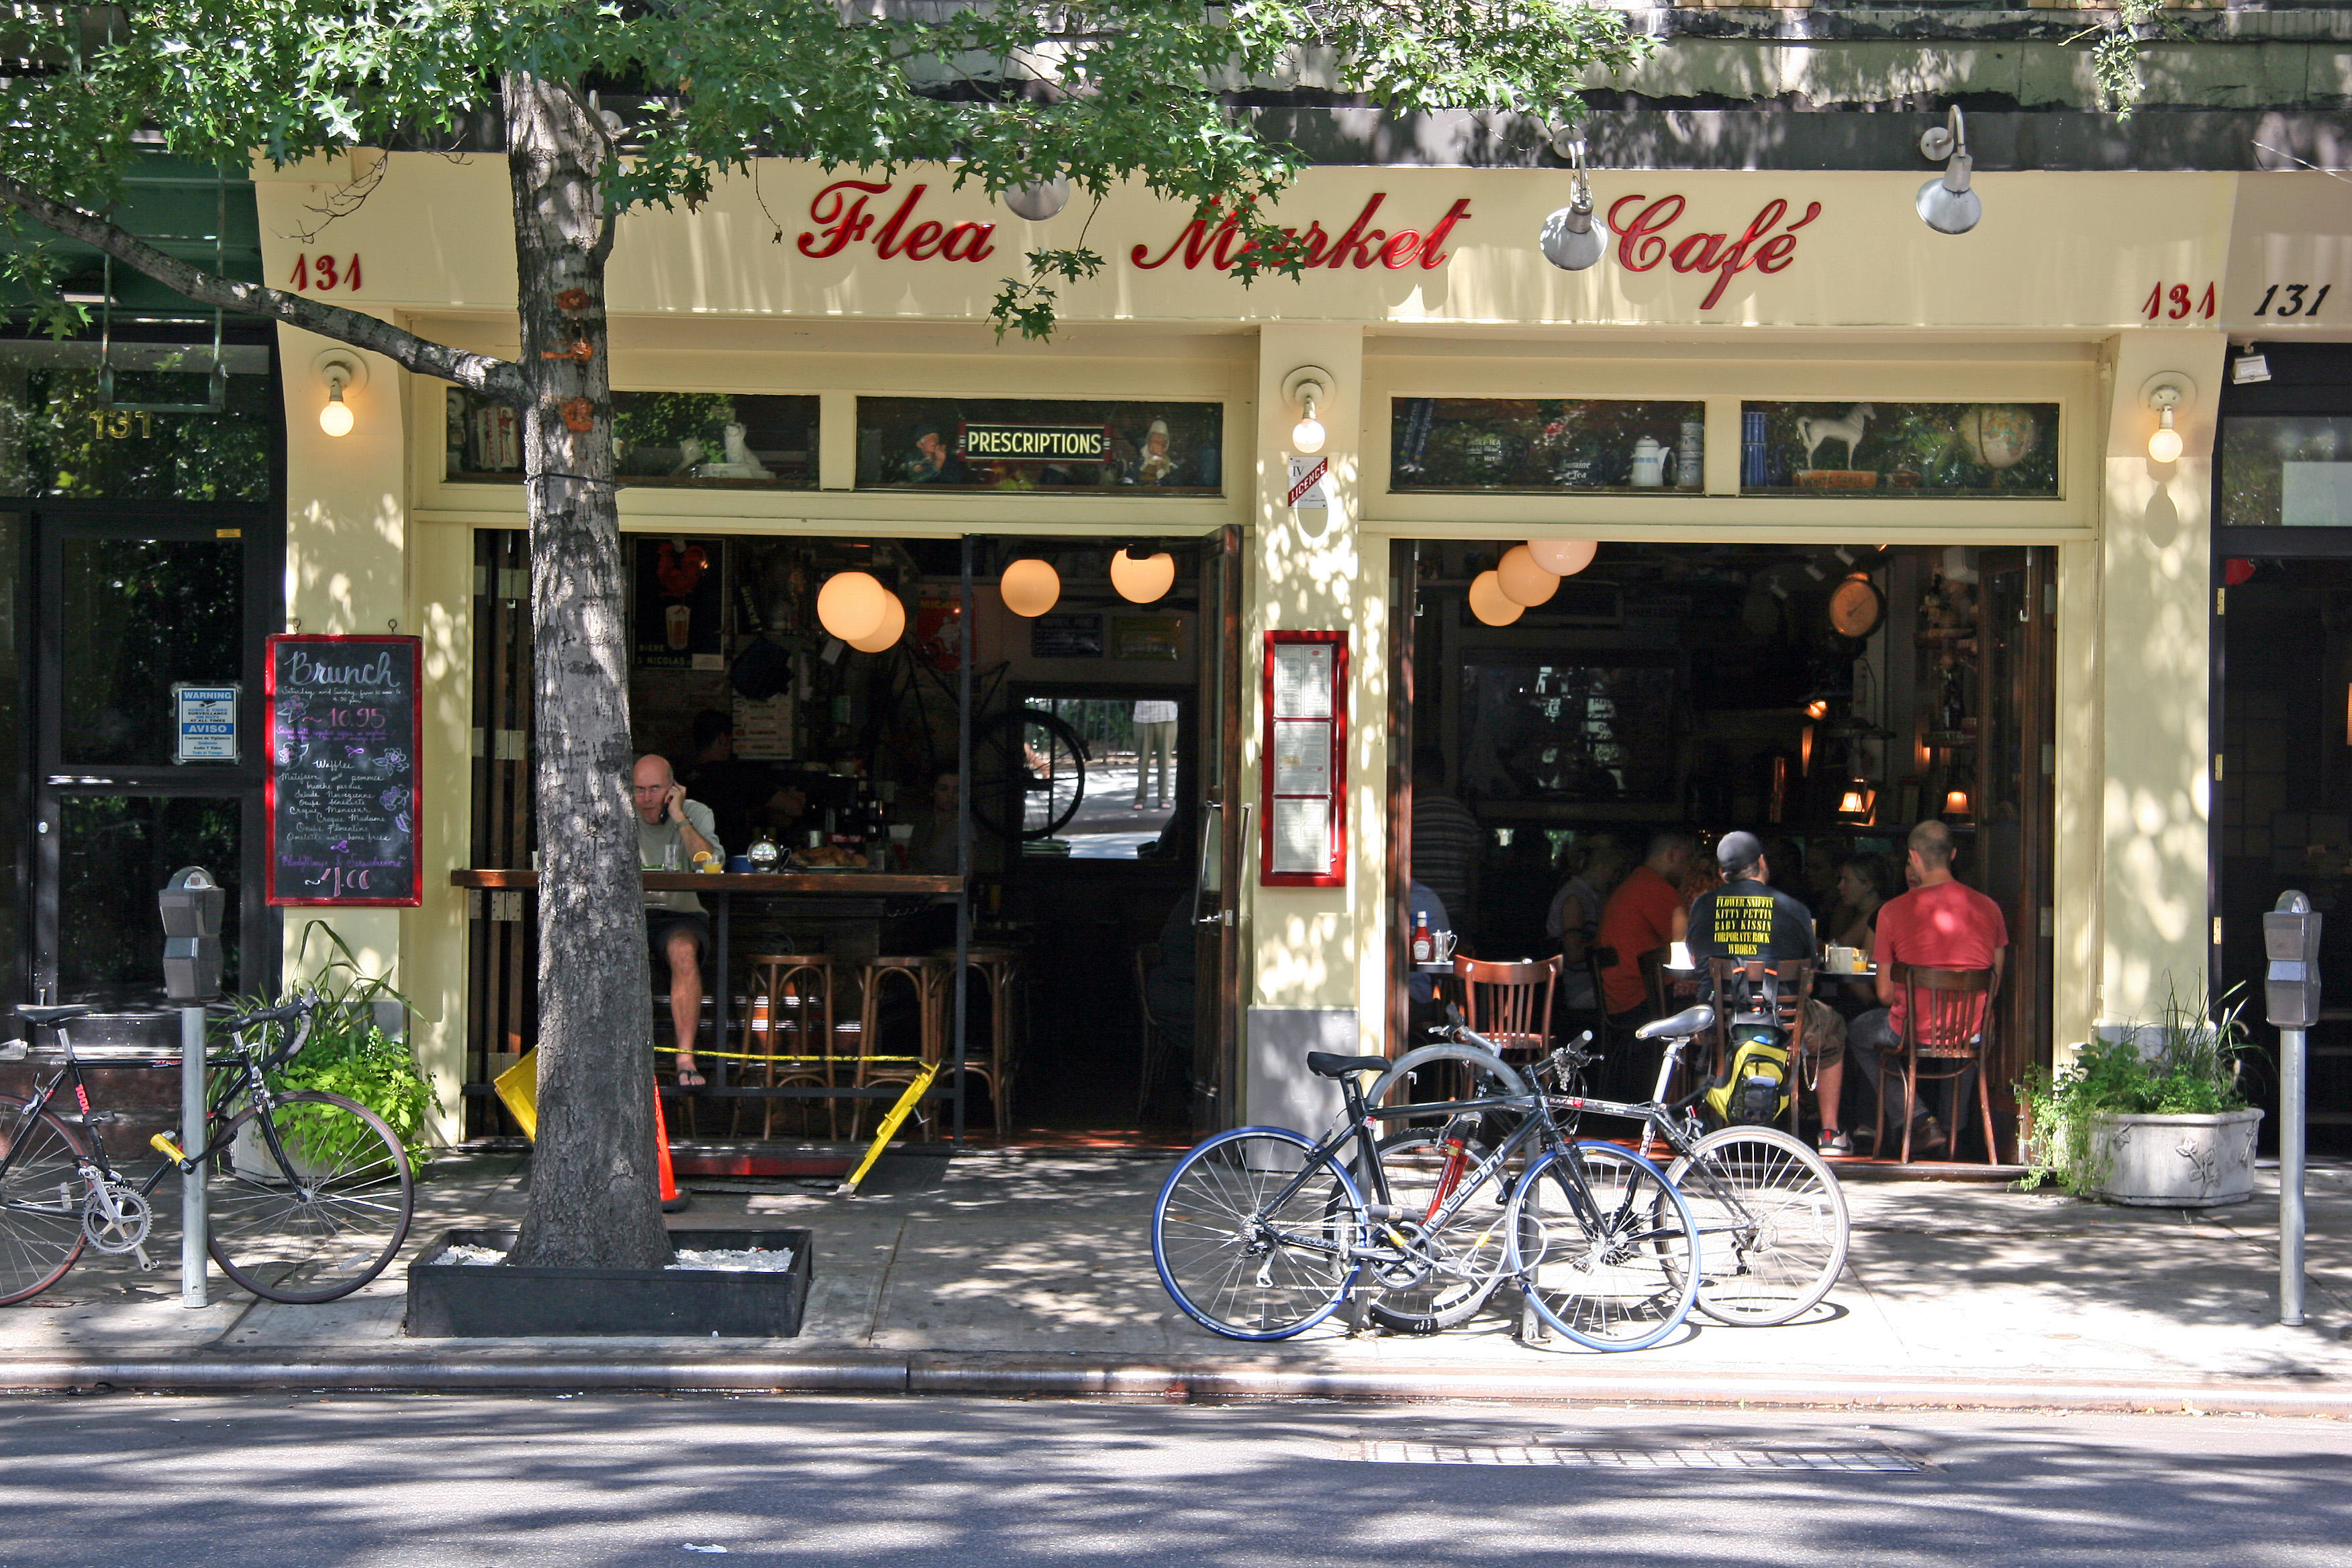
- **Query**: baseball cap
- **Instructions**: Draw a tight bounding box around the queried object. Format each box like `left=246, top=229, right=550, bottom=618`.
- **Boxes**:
left=1716, top=830, right=1765, bottom=872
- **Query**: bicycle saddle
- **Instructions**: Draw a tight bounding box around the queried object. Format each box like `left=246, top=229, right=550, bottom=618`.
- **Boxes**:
left=1635, top=1005, right=1714, bottom=1041
left=16, top=1005, right=93, bottom=1027
left=1306, top=1051, right=1392, bottom=1079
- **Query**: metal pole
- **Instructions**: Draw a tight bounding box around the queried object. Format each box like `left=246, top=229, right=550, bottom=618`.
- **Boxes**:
left=179, top=1005, right=207, bottom=1308
left=2281, top=1016, right=2307, bottom=1326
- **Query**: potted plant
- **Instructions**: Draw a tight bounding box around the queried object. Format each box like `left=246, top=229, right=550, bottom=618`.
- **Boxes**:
left=2018, top=981, right=2263, bottom=1206
left=232, top=922, right=437, bottom=1178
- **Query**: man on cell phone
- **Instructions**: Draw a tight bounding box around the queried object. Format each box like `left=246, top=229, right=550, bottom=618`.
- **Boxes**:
left=632, top=754, right=722, bottom=1089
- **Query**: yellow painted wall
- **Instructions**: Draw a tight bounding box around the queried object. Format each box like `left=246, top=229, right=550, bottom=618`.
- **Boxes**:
left=254, top=150, right=2315, bottom=1126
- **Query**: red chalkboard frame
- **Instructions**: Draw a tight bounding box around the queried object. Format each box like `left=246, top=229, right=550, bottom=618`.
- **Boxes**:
left=265, top=633, right=425, bottom=906
left=1259, top=629, right=1348, bottom=888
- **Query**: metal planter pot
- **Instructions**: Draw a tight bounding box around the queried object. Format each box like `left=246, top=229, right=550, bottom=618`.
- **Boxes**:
left=2088, top=1108, right=2264, bottom=1207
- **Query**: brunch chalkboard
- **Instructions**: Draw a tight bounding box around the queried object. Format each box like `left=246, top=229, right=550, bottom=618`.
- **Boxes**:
left=266, top=634, right=423, bottom=905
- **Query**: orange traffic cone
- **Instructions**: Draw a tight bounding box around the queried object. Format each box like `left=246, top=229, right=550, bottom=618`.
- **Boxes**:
left=652, top=1077, right=690, bottom=1213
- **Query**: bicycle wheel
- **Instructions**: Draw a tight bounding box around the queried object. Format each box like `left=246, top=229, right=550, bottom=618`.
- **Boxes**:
left=973, top=705, right=1088, bottom=841
left=0, top=1095, right=87, bottom=1306
left=1152, top=1127, right=1364, bottom=1340
left=1364, top=1127, right=1512, bottom=1334
left=207, top=1093, right=413, bottom=1304
left=1669, top=1126, right=1849, bottom=1326
left=1506, top=1140, right=1699, bottom=1352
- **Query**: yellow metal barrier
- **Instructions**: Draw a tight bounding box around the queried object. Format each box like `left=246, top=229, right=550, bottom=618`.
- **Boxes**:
left=836, top=1062, right=940, bottom=1196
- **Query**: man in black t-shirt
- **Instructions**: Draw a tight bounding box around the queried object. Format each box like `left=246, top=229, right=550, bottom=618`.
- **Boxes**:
left=1685, top=831, right=1851, bottom=1155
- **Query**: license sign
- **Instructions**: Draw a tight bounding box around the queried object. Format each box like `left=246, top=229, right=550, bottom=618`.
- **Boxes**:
left=174, top=683, right=240, bottom=763
left=1287, top=455, right=1329, bottom=509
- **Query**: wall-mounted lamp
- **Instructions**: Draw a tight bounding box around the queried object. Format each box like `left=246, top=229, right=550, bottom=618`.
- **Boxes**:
left=1526, top=538, right=1598, bottom=577
left=1943, top=785, right=1973, bottom=818
left=1916, top=107, right=1981, bottom=236
left=2144, top=374, right=2192, bottom=464
left=1467, top=569, right=1525, bottom=627
left=1538, top=140, right=1609, bottom=272
left=315, top=352, right=362, bottom=438
left=1283, top=365, right=1330, bottom=455
left=999, top=556, right=1061, bottom=618
left=1837, top=782, right=1878, bottom=822
left=1110, top=546, right=1176, bottom=604
left=1002, top=175, right=1070, bottom=222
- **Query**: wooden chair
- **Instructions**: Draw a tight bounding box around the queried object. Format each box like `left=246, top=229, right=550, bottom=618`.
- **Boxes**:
left=1700, top=957, right=1816, bottom=1137
left=932, top=944, right=1024, bottom=1140
left=1134, top=942, right=1177, bottom=1122
left=1452, top=954, right=1560, bottom=1069
left=738, top=954, right=839, bottom=1140
left=1876, top=963, right=2000, bottom=1165
left=849, top=956, right=950, bottom=1140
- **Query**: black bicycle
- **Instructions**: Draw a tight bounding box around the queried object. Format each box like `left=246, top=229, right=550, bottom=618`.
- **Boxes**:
left=1150, top=1039, right=1700, bottom=1350
left=0, top=995, right=414, bottom=1306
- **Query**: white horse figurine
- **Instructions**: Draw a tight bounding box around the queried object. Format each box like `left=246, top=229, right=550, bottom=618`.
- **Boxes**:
left=1798, top=404, right=1873, bottom=471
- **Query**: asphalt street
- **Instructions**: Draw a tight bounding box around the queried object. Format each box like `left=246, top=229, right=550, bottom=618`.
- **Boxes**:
left=1, top=1393, right=2347, bottom=1567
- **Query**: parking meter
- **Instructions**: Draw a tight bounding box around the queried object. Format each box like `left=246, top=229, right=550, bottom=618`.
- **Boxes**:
left=2265, top=891, right=2321, bottom=1327
left=158, top=866, right=224, bottom=1003
left=2264, top=895, right=2323, bottom=1029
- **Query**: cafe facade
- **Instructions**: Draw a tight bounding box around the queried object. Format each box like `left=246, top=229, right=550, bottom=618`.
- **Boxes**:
left=19, top=146, right=2352, bottom=1153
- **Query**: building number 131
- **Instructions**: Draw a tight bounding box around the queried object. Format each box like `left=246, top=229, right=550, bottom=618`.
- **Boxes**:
left=2251, top=283, right=2330, bottom=320
left=2142, top=282, right=2216, bottom=322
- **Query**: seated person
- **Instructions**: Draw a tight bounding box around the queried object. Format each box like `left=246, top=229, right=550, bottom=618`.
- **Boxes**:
left=632, top=754, right=722, bottom=1087
left=1822, top=851, right=1895, bottom=1020
left=1546, top=834, right=1629, bottom=1018
left=1594, top=830, right=1696, bottom=1097
left=1849, top=820, right=2008, bottom=1159
left=1685, top=831, right=1849, bottom=1155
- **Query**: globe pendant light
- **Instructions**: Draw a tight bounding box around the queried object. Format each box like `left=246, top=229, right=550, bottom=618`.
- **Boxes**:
left=1467, top=569, right=1524, bottom=627
left=849, top=591, right=906, bottom=653
left=999, top=557, right=1061, bottom=618
left=1526, top=538, right=1598, bottom=577
left=1003, top=177, right=1069, bottom=222
left=816, top=569, right=890, bottom=643
left=1110, top=547, right=1176, bottom=604
left=1496, top=544, right=1561, bottom=607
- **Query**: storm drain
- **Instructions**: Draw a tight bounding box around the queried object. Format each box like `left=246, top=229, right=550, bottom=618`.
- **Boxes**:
left=1353, top=1440, right=1926, bottom=1473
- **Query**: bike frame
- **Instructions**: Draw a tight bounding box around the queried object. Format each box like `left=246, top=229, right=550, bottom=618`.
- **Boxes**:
left=0, top=1020, right=303, bottom=1207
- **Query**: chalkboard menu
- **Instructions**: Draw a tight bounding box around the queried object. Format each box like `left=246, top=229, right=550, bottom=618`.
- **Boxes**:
left=266, top=634, right=424, bottom=905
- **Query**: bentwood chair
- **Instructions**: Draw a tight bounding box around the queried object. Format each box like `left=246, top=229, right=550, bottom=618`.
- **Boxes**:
left=849, top=956, right=951, bottom=1141
left=1700, top=956, right=1816, bottom=1138
left=932, top=943, right=1024, bottom=1140
left=739, top=954, right=840, bottom=1139
left=1451, top=954, right=1561, bottom=1070
left=1877, top=962, right=2000, bottom=1165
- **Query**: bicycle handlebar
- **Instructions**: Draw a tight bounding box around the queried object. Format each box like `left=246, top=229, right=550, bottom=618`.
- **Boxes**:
left=210, top=996, right=316, bottom=1033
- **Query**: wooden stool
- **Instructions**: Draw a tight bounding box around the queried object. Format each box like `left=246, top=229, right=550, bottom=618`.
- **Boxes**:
left=851, top=957, right=950, bottom=1140
left=933, top=944, right=1025, bottom=1140
left=740, top=954, right=839, bottom=1140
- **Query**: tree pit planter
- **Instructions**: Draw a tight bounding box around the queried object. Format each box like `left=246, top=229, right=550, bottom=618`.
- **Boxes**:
left=405, top=1228, right=812, bottom=1338
left=2088, top=1108, right=2263, bottom=1208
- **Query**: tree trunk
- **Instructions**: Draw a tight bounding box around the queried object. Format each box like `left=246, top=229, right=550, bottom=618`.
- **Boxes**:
left=502, top=71, right=672, bottom=1269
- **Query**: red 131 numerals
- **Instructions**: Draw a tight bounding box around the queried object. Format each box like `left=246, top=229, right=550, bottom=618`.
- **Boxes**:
left=2141, top=281, right=2215, bottom=322
left=289, top=254, right=362, bottom=292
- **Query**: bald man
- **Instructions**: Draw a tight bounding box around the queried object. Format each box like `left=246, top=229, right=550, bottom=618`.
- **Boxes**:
left=633, top=754, right=722, bottom=1087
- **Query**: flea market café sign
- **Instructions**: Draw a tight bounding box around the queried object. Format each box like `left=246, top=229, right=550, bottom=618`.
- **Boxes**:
left=793, top=179, right=1821, bottom=305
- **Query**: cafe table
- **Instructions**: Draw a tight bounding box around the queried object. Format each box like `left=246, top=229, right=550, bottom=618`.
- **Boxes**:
left=450, top=868, right=964, bottom=1083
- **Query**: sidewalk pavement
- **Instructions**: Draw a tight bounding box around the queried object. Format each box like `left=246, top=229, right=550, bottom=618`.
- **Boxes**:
left=2, top=1147, right=2349, bottom=1412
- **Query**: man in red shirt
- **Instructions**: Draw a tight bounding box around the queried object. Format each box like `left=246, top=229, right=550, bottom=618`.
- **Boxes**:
left=1594, top=829, right=1697, bottom=1097
left=1849, top=819, right=2008, bottom=1156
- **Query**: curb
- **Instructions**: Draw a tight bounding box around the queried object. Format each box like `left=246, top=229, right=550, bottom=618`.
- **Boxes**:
left=0, top=1353, right=2345, bottom=1416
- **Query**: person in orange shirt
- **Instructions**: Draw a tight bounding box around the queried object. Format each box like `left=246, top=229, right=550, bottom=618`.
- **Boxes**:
left=1594, top=829, right=1698, bottom=1097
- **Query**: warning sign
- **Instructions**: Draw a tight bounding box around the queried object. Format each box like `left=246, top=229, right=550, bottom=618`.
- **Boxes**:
left=1287, top=455, right=1329, bottom=510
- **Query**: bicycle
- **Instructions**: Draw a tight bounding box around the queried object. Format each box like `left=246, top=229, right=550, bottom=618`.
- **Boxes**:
left=1150, top=1042, right=1700, bottom=1351
left=1375, top=1006, right=1850, bottom=1328
left=0, top=995, right=415, bottom=1306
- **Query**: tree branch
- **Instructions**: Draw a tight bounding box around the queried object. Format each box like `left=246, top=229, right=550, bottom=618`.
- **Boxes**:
left=0, top=173, right=527, bottom=403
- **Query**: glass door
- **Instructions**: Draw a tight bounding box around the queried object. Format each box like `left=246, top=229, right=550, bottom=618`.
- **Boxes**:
left=26, top=509, right=280, bottom=1008
left=1976, top=547, right=2057, bottom=1138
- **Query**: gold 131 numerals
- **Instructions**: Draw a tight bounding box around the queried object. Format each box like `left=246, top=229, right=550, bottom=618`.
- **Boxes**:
left=88, top=410, right=155, bottom=439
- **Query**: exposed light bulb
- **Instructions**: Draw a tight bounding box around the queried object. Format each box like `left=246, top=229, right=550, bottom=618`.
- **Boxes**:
left=318, top=387, right=354, bottom=438
left=2149, top=405, right=2183, bottom=464
left=1291, top=392, right=1326, bottom=455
